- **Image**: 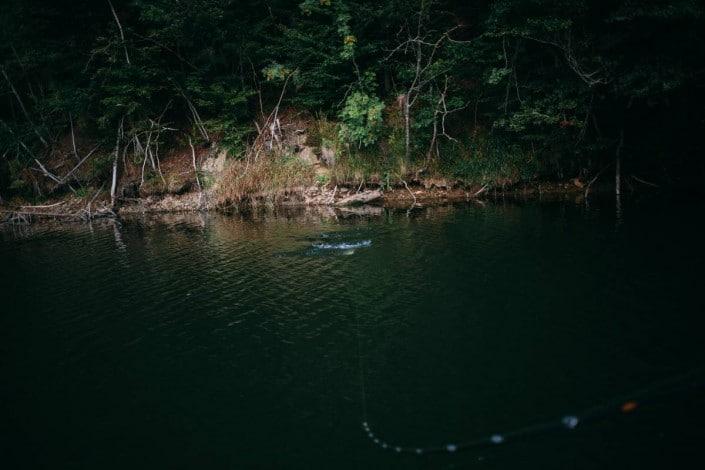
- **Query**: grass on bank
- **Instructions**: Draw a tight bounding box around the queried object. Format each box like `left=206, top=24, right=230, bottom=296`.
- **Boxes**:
left=216, top=153, right=316, bottom=207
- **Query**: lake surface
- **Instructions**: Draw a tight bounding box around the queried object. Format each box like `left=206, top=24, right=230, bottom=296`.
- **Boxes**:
left=1, top=197, right=704, bottom=469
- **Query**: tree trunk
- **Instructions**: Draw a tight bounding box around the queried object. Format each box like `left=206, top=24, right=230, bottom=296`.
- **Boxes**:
left=615, top=129, right=624, bottom=224
left=110, top=154, right=119, bottom=208
left=426, top=115, right=438, bottom=166
left=615, top=154, right=621, bottom=195
left=615, top=130, right=624, bottom=196
left=404, top=97, right=411, bottom=162
left=110, top=119, right=123, bottom=208
left=188, top=136, right=202, bottom=192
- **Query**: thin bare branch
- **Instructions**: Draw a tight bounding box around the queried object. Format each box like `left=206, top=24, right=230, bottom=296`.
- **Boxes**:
left=107, top=0, right=131, bottom=65
left=1, top=67, right=47, bottom=146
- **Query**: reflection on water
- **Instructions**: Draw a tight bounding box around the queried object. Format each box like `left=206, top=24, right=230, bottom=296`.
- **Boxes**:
left=1, top=198, right=704, bottom=469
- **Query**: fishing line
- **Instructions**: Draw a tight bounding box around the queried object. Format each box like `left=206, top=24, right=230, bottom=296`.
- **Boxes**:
left=354, top=317, right=705, bottom=456
left=339, top=236, right=704, bottom=456
left=355, top=306, right=368, bottom=424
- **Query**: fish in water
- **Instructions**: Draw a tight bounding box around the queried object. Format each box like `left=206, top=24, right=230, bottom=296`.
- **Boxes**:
left=312, top=240, right=372, bottom=250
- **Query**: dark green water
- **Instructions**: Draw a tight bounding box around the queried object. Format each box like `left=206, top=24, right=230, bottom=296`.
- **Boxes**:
left=1, top=198, right=704, bottom=469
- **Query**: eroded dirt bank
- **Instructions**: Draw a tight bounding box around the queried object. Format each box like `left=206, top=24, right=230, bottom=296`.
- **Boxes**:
left=0, top=180, right=587, bottom=225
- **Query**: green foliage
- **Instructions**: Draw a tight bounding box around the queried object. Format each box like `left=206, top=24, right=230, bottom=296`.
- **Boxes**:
left=338, top=91, right=385, bottom=147
left=89, top=153, right=115, bottom=182
left=315, top=173, right=330, bottom=186
left=487, top=67, right=513, bottom=85
left=262, top=64, right=296, bottom=82
left=206, top=118, right=253, bottom=157
left=443, top=133, right=540, bottom=185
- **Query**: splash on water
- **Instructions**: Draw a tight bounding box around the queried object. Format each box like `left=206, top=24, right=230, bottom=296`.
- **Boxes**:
left=312, top=240, right=372, bottom=250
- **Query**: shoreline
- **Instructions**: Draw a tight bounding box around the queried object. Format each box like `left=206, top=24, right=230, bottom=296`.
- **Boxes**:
left=0, top=180, right=589, bottom=225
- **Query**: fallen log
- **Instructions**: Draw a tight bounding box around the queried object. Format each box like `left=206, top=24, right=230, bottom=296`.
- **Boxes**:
left=334, top=189, right=383, bottom=206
